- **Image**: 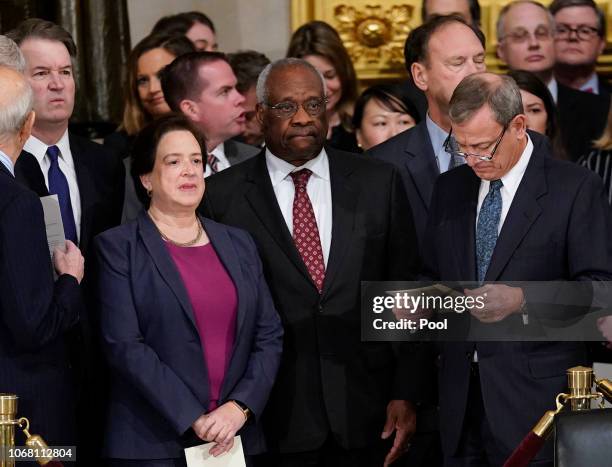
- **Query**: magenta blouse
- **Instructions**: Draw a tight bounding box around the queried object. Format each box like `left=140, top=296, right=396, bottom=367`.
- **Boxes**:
left=166, top=242, right=237, bottom=410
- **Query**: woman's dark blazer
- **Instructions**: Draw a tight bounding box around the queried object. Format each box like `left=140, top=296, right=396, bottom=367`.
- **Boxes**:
left=93, top=211, right=283, bottom=459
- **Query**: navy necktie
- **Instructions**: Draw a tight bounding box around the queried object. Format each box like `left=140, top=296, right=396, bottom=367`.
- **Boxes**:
left=47, top=145, right=78, bottom=244
left=476, top=179, right=503, bottom=283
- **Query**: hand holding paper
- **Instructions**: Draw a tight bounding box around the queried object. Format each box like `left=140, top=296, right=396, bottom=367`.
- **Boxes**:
left=185, top=435, right=246, bottom=467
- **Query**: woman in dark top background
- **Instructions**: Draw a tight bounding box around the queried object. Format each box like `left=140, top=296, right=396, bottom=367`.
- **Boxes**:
left=287, top=21, right=360, bottom=153
left=95, top=114, right=283, bottom=466
left=103, top=33, right=195, bottom=159
left=508, top=70, right=568, bottom=160
left=352, top=83, right=421, bottom=152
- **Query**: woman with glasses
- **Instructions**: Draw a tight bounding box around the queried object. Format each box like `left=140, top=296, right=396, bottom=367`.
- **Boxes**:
left=287, top=21, right=360, bottom=153
left=508, top=70, right=568, bottom=160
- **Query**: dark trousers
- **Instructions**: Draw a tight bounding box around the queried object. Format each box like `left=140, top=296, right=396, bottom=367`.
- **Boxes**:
left=254, top=435, right=389, bottom=467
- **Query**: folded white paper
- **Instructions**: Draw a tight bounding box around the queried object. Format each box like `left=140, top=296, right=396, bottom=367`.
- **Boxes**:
left=40, top=194, right=65, bottom=257
left=185, top=436, right=246, bottom=467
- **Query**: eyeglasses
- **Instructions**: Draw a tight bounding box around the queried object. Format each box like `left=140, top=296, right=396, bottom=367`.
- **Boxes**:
left=500, top=26, right=552, bottom=44
left=444, top=125, right=507, bottom=162
left=265, top=97, right=328, bottom=119
left=555, top=24, right=601, bottom=41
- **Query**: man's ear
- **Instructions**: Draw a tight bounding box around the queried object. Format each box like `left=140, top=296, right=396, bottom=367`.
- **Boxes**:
left=256, top=103, right=266, bottom=127
left=411, top=62, right=428, bottom=92
left=179, top=99, right=199, bottom=121
left=139, top=173, right=152, bottom=193
left=512, top=114, right=527, bottom=139
left=19, top=110, right=35, bottom=145
left=497, top=42, right=507, bottom=63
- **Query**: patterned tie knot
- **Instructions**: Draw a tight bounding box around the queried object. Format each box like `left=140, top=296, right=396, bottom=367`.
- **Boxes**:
left=290, top=169, right=312, bottom=189
left=489, top=179, right=503, bottom=193
left=47, top=145, right=60, bottom=163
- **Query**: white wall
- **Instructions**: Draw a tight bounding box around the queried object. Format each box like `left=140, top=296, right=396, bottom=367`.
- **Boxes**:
left=127, top=0, right=290, bottom=60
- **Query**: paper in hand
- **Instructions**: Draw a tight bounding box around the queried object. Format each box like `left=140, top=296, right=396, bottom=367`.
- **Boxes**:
left=185, top=436, right=246, bottom=467
left=40, top=194, right=66, bottom=257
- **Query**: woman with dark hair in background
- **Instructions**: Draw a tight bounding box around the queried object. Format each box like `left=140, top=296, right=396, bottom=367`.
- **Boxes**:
left=104, top=33, right=195, bottom=159
left=95, top=114, right=283, bottom=466
left=287, top=20, right=360, bottom=152
left=508, top=69, right=568, bottom=160
left=352, top=83, right=421, bottom=151
left=151, top=11, right=218, bottom=51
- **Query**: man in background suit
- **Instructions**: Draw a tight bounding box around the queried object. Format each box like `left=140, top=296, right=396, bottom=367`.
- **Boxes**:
left=369, top=15, right=486, bottom=243
left=496, top=0, right=610, bottom=160
left=551, top=0, right=611, bottom=97
left=422, top=72, right=612, bottom=466
left=7, top=19, right=124, bottom=464
left=203, top=58, right=423, bottom=467
left=0, top=65, right=85, bottom=449
left=7, top=18, right=124, bottom=256
left=161, top=51, right=259, bottom=175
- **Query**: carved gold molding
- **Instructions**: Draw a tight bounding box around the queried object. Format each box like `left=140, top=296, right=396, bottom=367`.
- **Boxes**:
left=291, top=0, right=612, bottom=81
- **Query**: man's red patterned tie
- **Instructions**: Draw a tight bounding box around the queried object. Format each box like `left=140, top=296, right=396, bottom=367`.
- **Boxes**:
left=207, top=153, right=219, bottom=174
left=290, top=169, right=325, bottom=293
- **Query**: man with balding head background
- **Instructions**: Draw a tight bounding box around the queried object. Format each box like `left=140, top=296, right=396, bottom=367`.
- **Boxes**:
left=0, top=59, right=85, bottom=449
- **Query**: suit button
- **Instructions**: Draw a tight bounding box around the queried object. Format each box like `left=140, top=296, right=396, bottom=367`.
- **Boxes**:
left=465, top=352, right=472, bottom=360
left=318, top=304, right=324, bottom=312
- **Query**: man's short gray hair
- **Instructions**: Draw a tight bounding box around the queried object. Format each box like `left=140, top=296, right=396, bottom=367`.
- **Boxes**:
left=0, top=66, right=33, bottom=136
left=256, top=57, right=327, bottom=104
left=449, top=73, right=523, bottom=126
left=0, top=35, right=26, bottom=72
left=496, top=1, right=556, bottom=42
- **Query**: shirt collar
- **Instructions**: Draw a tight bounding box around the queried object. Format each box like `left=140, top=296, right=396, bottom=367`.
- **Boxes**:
left=579, top=73, right=599, bottom=94
left=24, top=130, right=71, bottom=166
left=425, top=113, right=450, bottom=156
left=0, top=149, right=14, bottom=176
left=210, top=143, right=226, bottom=159
left=265, top=147, right=330, bottom=187
left=547, top=77, right=558, bottom=103
left=499, top=133, right=533, bottom=193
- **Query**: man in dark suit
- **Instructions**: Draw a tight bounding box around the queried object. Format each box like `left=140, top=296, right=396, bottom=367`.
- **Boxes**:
left=7, top=19, right=124, bottom=465
left=551, top=0, right=611, bottom=98
left=0, top=65, right=85, bottom=449
left=7, top=19, right=124, bottom=256
left=422, top=72, right=612, bottom=466
left=161, top=51, right=259, bottom=174
left=369, top=15, right=486, bottom=243
left=496, top=0, right=610, bottom=161
left=203, top=58, right=423, bottom=466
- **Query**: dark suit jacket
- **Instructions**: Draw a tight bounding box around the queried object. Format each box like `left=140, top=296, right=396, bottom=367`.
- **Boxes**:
left=0, top=162, right=84, bottom=446
left=15, top=132, right=125, bottom=256
left=557, top=82, right=610, bottom=161
left=421, top=133, right=612, bottom=459
left=368, top=120, right=439, bottom=244
left=94, top=213, right=283, bottom=459
left=202, top=147, right=423, bottom=453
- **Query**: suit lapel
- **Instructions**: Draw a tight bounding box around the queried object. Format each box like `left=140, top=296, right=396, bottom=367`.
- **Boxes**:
left=323, top=149, right=357, bottom=295
left=485, top=150, right=546, bottom=281
left=68, top=133, right=96, bottom=252
left=224, top=139, right=238, bottom=165
left=404, top=121, right=440, bottom=209
left=244, top=153, right=315, bottom=286
left=454, top=168, right=480, bottom=281
left=137, top=212, right=198, bottom=330
left=15, top=150, right=49, bottom=197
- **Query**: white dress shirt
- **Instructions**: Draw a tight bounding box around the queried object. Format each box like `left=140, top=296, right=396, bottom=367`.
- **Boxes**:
left=476, top=135, right=533, bottom=233
left=426, top=113, right=453, bottom=173
left=24, top=130, right=82, bottom=241
left=0, top=149, right=14, bottom=176
left=547, top=78, right=559, bottom=104
left=579, top=72, right=599, bottom=94
left=204, top=143, right=231, bottom=177
left=265, top=148, right=332, bottom=266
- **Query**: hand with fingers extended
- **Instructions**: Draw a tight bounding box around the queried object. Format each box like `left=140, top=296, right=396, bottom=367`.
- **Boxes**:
left=381, top=399, right=416, bottom=466
left=192, top=402, right=248, bottom=457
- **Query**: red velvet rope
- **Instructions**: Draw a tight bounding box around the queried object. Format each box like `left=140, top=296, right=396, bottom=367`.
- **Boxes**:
left=503, top=431, right=546, bottom=467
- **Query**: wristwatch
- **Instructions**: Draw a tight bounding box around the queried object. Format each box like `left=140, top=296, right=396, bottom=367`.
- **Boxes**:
left=230, top=400, right=252, bottom=421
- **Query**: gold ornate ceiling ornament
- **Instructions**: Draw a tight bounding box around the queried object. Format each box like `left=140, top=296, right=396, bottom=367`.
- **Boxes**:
left=333, top=4, right=413, bottom=70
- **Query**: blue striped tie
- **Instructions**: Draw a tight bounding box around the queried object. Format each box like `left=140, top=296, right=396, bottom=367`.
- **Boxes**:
left=47, top=145, right=78, bottom=244
left=476, top=179, right=503, bottom=283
